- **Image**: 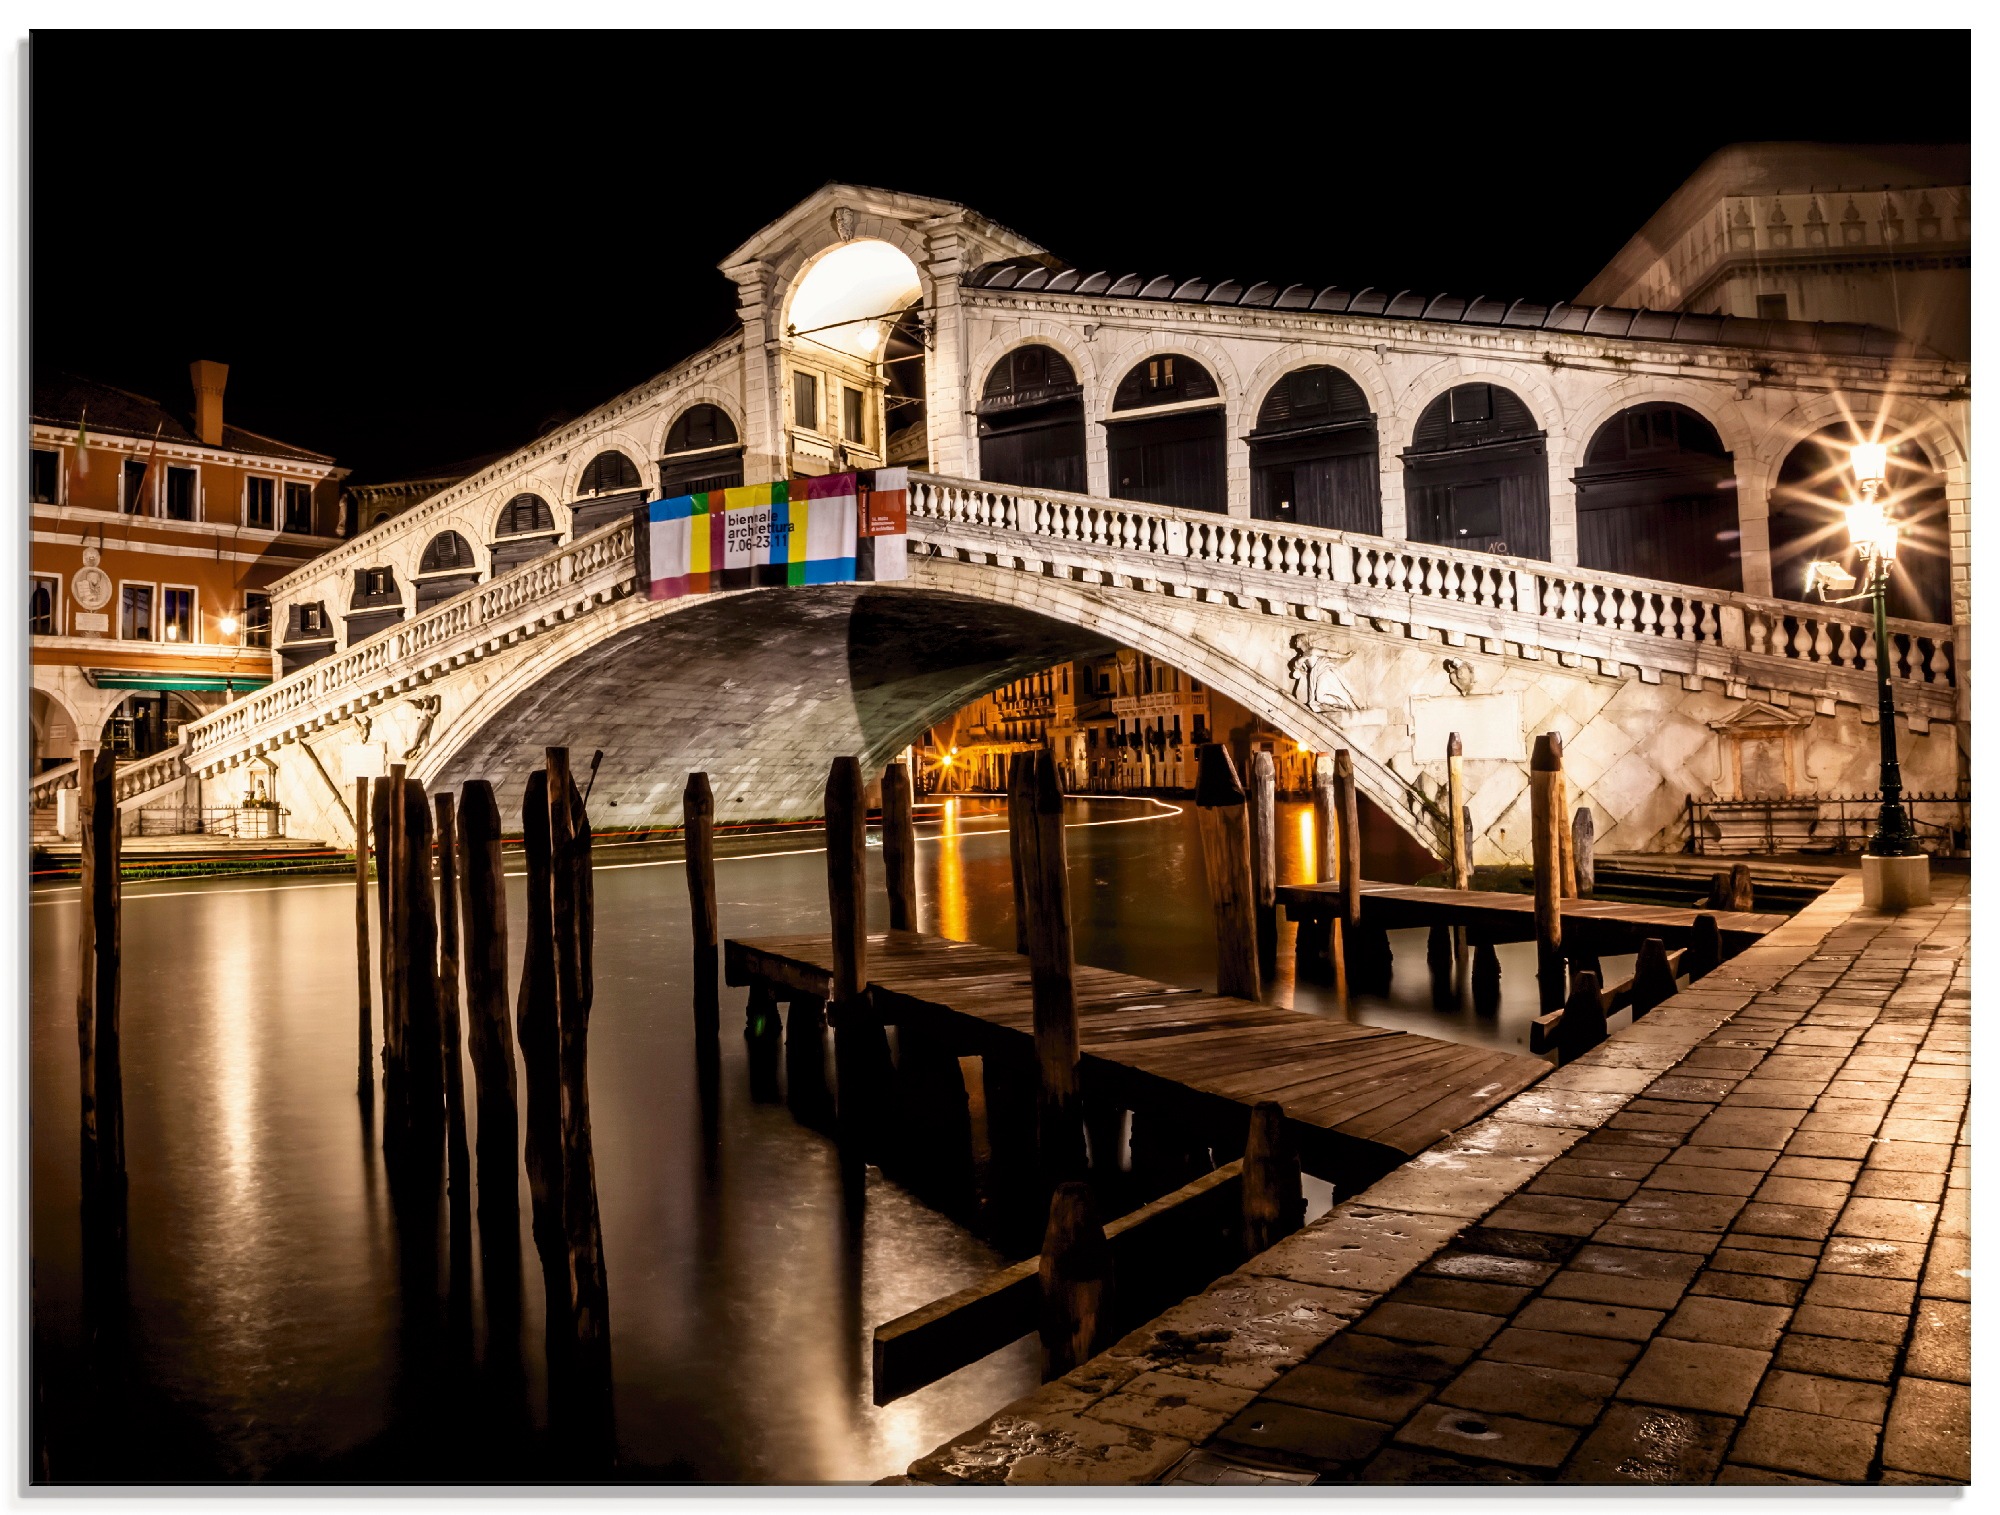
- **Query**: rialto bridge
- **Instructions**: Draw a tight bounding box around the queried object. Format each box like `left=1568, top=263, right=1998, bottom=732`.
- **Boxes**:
left=146, top=185, right=1966, bottom=857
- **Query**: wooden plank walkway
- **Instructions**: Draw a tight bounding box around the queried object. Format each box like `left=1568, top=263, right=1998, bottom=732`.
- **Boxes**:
left=1277, top=879, right=1787, bottom=952
left=724, top=929, right=1551, bottom=1180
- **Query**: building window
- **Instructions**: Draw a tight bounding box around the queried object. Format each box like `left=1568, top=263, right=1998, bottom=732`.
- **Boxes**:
left=283, top=481, right=314, bottom=534
left=1450, top=385, right=1493, bottom=424
left=31, top=574, right=58, bottom=635
left=120, top=583, right=154, bottom=640
left=1757, top=293, right=1789, bottom=322
left=244, top=592, right=272, bottom=648
left=365, top=567, right=391, bottom=596
left=577, top=451, right=642, bottom=498
left=793, top=371, right=819, bottom=432
left=31, top=448, right=59, bottom=504
left=500, top=494, right=556, bottom=536
left=165, top=466, right=197, bottom=521
left=246, top=475, right=276, bottom=530
left=123, top=459, right=149, bottom=514
left=162, top=587, right=195, bottom=643
left=843, top=386, right=865, bottom=443
left=300, top=603, right=326, bottom=636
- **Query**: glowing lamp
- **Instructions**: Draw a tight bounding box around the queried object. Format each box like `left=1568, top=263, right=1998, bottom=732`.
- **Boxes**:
left=219, top=613, right=239, bottom=636
left=1804, top=560, right=1857, bottom=597
left=1845, top=496, right=1885, bottom=554
left=165, top=623, right=179, bottom=641
left=1850, top=441, right=1890, bottom=497
left=1871, top=518, right=1902, bottom=561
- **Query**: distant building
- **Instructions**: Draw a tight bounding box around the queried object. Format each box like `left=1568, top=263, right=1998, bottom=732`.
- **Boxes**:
left=1579, top=142, right=1969, bottom=360
left=30, top=364, right=346, bottom=769
left=342, top=451, right=508, bottom=537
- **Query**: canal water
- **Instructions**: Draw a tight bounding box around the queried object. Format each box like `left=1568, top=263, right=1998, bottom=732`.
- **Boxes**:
left=29, top=796, right=1597, bottom=1484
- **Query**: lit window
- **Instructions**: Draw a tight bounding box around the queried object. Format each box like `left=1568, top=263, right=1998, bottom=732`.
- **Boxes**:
left=246, top=476, right=276, bottom=529
left=162, top=588, right=194, bottom=642
left=120, top=584, right=154, bottom=640
left=283, top=482, right=314, bottom=533
left=165, top=466, right=197, bottom=521
left=30, top=449, right=59, bottom=504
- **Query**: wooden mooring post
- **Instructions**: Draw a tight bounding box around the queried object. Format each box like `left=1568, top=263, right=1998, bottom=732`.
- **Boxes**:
left=1241, top=1101, right=1303, bottom=1256
left=435, top=792, right=472, bottom=1248
left=1247, top=751, right=1278, bottom=979
left=1194, top=745, right=1261, bottom=1002
left=1630, top=938, right=1678, bottom=1019
left=1019, top=749, right=1085, bottom=1188
left=456, top=781, right=520, bottom=1240
left=372, top=773, right=396, bottom=1092
left=1007, top=752, right=1034, bottom=955
left=1530, top=733, right=1566, bottom=1012
left=396, top=776, right=445, bottom=1161
left=882, top=759, right=919, bottom=933
left=1555, top=970, right=1608, bottom=1064
left=684, top=772, right=720, bottom=1042
left=1687, top=913, right=1722, bottom=982
left=354, top=775, right=374, bottom=1104
left=1572, top=806, right=1596, bottom=897
left=517, top=768, right=563, bottom=1274
left=1299, top=754, right=1340, bottom=978
left=1038, top=1181, right=1111, bottom=1382
left=76, top=747, right=125, bottom=1190
left=1446, top=734, right=1471, bottom=890
left=826, top=756, right=890, bottom=1171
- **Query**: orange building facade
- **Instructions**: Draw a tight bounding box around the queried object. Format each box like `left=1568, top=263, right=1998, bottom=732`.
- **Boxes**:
left=30, top=364, right=346, bottom=769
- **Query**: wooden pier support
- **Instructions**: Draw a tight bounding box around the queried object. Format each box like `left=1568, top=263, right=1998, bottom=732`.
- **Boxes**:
left=354, top=775, right=374, bottom=1104
left=684, top=772, right=720, bottom=1042
left=782, top=992, right=827, bottom=1123
left=1007, top=752, right=1033, bottom=955
left=1555, top=970, right=1607, bottom=1064
left=1247, top=752, right=1279, bottom=979
left=1194, top=745, right=1261, bottom=1002
left=435, top=793, right=472, bottom=1258
left=456, top=781, right=520, bottom=1246
left=1530, top=733, right=1566, bottom=1012
left=826, top=756, right=890, bottom=1170
left=517, top=769, right=563, bottom=1276
left=1687, top=913, right=1722, bottom=982
left=1446, top=734, right=1471, bottom=890
left=372, top=773, right=396, bottom=1089
left=1630, top=938, right=1678, bottom=1019
left=1019, top=750, right=1085, bottom=1188
left=1572, top=806, right=1596, bottom=897
left=1298, top=755, right=1340, bottom=977
left=882, top=759, right=919, bottom=933
left=1241, top=1101, right=1303, bottom=1257
left=76, top=747, right=125, bottom=1191
left=1038, top=1181, right=1112, bottom=1382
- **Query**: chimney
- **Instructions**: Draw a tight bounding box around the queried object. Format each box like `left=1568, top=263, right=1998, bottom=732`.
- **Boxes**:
left=190, top=359, right=229, bottom=446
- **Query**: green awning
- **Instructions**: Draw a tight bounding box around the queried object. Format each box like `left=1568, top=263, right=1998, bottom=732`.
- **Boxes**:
left=88, top=673, right=271, bottom=693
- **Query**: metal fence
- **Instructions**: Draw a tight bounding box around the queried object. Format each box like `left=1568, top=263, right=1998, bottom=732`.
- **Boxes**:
left=1685, top=792, right=1969, bottom=858
left=132, top=804, right=289, bottom=839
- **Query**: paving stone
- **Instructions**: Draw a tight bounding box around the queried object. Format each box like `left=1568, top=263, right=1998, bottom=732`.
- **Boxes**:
left=1715, top=1464, right=1832, bottom=1484
left=1787, top=1303, right=1908, bottom=1345
left=1512, top=1298, right=1663, bottom=1342
left=1241, top=1206, right=1467, bottom=1295
left=1308, top=1330, right=1468, bottom=1383
left=1797, top=1109, right=1885, bottom=1135
left=1659, top=1295, right=1791, bottom=1349
left=1755, top=1369, right=1888, bottom=1425
left=909, top=1409, right=1192, bottom=1486
left=1211, top=1400, right=1387, bottom=1472
left=1541, top=1156, right=1659, bottom=1182
left=1689, top=1270, right=1801, bottom=1306
left=1784, top=1131, right=1875, bottom=1160
left=1610, top=1190, right=1746, bottom=1233
left=1589, top=1224, right=1720, bottom=1256
left=1525, top=1172, right=1641, bottom=1201
left=1436, top=1358, right=1624, bottom=1436
left=1089, top=1372, right=1257, bottom=1442
left=1640, top=1165, right=1761, bottom=1197
left=1358, top=1446, right=1550, bottom=1484
left=1876, top=1118, right=1959, bottom=1143
left=1880, top=1377, right=1970, bottom=1482
left=1770, top=1155, right=1862, bottom=1181
left=1386, top=1275, right=1531, bottom=1317
left=1834, top=1197, right=1939, bottom=1244
left=1260, top=1363, right=1432, bottom=1425
left=1863, top=1140, right=1952, bottom=1173
left=1876, top=1469, right=1965, bottom=1485
left=1482, top=1327, right=1640, bottom=1378
left=1752, top=1174, right=1851, bottom=1208
left=1105, top=1275, right=1374, bottom=1391
left=1482, top=1193, right=1618, bottom=1238
left=1918, top=1236, right=1970, bottom=1302
left=1731, top=1201, right=1838, bottom=1240
left=1155, top=1448, right=1318, bottom=1486
left=1772, top=1334, right=1900, bottom=1383
left=1557, top=1403, right=1735, bottom=1485
left=1644, top=1075, right=1738, bottom=1102
left=1902, top=1299, right=1969, bottom=1382
left=1850, top=1168, right=1946, bottom=1202
left=1688, top=1110, right=1804, bottom=1149
left=1802, top=1273, right=1915, bottom=1314
left=1420, top=1251, right=1556, bottom=1288
left=1934, top=1189, right=1967, bottom=1239
left=1449, top=1226, right=1581, bottom=1265
left=1615, top=1336, right=1770, bottom=1416
left=1351, top=1302, right=1505, bottom=1351
left=1393, top=1402, right=1578, bottom=1470
left=1663, top=1144, right=1776, bottom=1172
left=1818, top=1236, right=1926, bottom=1279
left=1728, top=1405, right=1879, bottom=1481
left=1539, top=1244, right=1702, bottom=1310
left=1709, top=1249, right=1815, bottom=1285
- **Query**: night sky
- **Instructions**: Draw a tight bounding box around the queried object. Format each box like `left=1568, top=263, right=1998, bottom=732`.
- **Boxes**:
left=32, top=31, right=1968, bottom=485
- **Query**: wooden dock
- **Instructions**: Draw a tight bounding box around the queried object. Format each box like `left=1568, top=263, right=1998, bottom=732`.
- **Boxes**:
left=1277, top=879, right=1787, bottom=953
left=724, top=928, right=1550, bottom=1181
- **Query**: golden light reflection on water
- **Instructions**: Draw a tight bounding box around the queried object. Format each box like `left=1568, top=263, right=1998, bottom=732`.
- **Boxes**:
left=1295, top=805, right=1316, bottom=885
left=934, top=797, right=969, bottom=942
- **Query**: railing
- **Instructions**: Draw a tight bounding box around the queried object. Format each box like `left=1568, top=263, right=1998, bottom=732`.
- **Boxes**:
left=113, top=744, right=190, bottom=804
left=133, top=803, right=290, bottom=839
left=905, top=474, right=1957, bottom=691
left=1685, top=791, right=1970, bottom=858
left=29, top=762, right=78, bottom=807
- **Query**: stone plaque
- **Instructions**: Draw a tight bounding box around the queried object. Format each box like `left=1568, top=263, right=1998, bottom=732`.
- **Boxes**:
left=72, top=611, right=108, bottom=634
left=1411, top=692, right=1524, bottom=761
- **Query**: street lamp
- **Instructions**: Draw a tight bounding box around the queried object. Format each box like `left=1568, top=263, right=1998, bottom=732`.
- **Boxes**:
left=1808, top=439, right=1920, bottom=864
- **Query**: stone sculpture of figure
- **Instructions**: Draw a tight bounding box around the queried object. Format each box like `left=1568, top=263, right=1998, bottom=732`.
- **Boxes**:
left=1288, top=634, right=1358, bottom=714
left=1444, top=657, right=1476, bottom=695
left=401, top=695, right=442, bottom=762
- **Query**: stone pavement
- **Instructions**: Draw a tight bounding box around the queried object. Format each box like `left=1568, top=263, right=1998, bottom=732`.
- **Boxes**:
left=903, top=873, right=1969, bottom=1487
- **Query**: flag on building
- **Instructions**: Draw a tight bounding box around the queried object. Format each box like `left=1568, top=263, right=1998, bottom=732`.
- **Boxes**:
left=638, top=470, right=908, bottom=601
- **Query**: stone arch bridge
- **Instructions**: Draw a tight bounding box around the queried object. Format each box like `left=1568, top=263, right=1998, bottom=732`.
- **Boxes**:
left=168, top=474, right=1963, bottom=862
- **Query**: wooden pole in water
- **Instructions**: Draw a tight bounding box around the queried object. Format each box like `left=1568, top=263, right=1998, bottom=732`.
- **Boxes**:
left=371, top=775, right=396, bottom=1091
left=1303, top=755, right=1340, bottom=975
left=684, top=772, right=719, bottom=1038
left=385, top=762, right=409, bottom=1117
left=1020, top=749, right=1084, bottom=1187
left=825, top=755, right=884, bottom=1167
left=1446, top=733, right=1471, bottom=891
left=1247, top=751, right=1278, bottom=979
left=435, top=793, right=471, bottom=1215
left=1572, top=806, right=1596, bottom=897
left=1038, top=1181, right=1112, bottom=1382
left=1727, top=863, right=1755, bottom=912
left=355, top=775, right=375, bottom=1104
left=517, top=768, right=563, bottom=1273
left=76, top=748, right=124, bottom=1187
left=1241, top=1101, right=1303, bottom=1256
left=457, top=781, right=519, bottom=1225
left=1194, top=745, right=1261, bottom=1001
left=1333, top=750, right=1362, bottom=931
left=1555, top=970, right=1607, bottom=1064
left=1552, top=746, right=1577, bottom=900
left=1630, top=938, right=1678, bottom=1018
left=881, top=759, right=919, bottom=934
left=399, top=777, right=444, bottom=1154
left=1530, top=733, right=1566, bottom=1012
left=1687, top=913, right=1722, bottom=982
left=1006, top=752, right=1033, bottom=955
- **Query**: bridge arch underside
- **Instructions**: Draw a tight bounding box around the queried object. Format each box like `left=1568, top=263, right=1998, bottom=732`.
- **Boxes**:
left=426, top=586, right=1120, bottom=828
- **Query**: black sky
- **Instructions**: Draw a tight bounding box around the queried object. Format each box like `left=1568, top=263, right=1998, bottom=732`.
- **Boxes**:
left=32, top=31, right=1969, bottom=484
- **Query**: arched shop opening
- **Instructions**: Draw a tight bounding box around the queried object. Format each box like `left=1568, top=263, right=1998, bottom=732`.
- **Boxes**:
left=1768, top=429, right=1951, bottom=624
left=978, top=345, right=1086, bottom=494
left=1104, top=355, right=1226, bottom=512
left=1401, top=382, right=1550, bottom=560
left=658, top=405, right=745, bottom=498
left=570, top=451, right=646, bottom=537
left=1574, top=403, right=1740, bottom=591
left=1249, top=364, right=1381, bottom=532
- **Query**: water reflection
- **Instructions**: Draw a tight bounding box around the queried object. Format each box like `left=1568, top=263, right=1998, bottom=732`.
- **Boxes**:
left=32, top=794, right=1582, bottom=1484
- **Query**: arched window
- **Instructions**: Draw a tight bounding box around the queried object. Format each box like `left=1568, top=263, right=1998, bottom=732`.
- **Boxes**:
left=1105, top=355, right=1226, bottom=512
left=1770, top=430, right=1949, bottom=623
left=489, top=493, right=560, bottom=575
left=1249, top=365, right=1380, bottom=534
left=1401, top=383, right=1549, bottom=560
left=577, top=451, right=643, bottom=498
left=978, top=345, right=1086, bottom=494
left=418, top=530, right=475, bottom=574
left=659, top=404, right=745, bottom=497
left=1574, top=403, right=1739, bottom=590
